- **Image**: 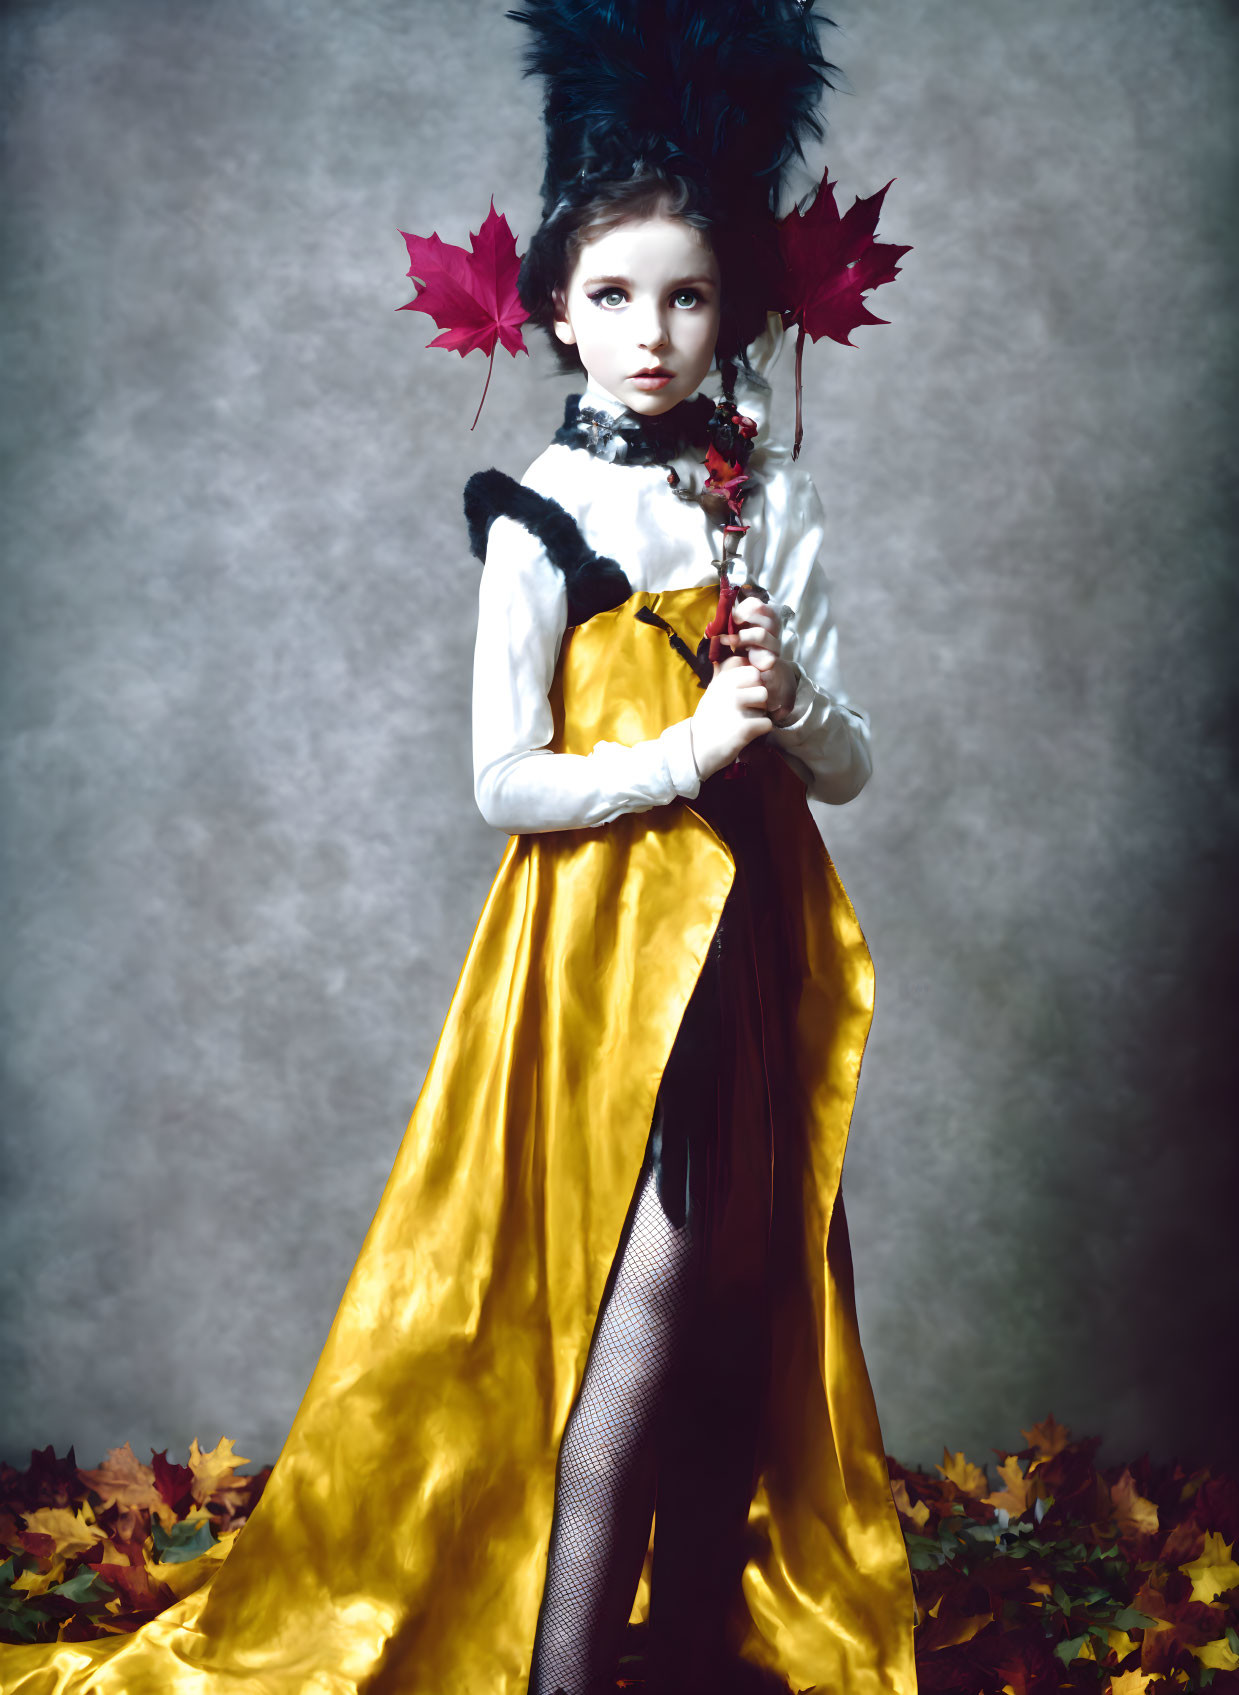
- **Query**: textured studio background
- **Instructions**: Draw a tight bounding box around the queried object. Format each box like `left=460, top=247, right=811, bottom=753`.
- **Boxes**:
left=2, top=0, right=1236, bottom=1478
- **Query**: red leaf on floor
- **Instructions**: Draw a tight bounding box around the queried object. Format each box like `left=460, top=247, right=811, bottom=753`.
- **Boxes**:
left=150, top=1450, right=194, bottom=1516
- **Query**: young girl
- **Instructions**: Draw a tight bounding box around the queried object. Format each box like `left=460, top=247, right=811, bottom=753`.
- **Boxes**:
left=0, top=6, right=915, bottom=1693
left=461, top=167, right=914, bottom=1694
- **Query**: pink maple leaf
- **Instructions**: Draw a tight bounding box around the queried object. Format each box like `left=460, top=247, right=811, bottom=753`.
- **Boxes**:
left=398, top=200, right=529, bottom=427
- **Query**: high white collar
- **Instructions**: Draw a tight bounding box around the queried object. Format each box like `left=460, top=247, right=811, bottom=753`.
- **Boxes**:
left=582, top=379, right=629, bottom=419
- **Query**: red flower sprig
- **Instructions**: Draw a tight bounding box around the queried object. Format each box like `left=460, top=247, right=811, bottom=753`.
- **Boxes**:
left=702, top=404, right=759, bottom=709
left=398, top=201, right=530, bottom=429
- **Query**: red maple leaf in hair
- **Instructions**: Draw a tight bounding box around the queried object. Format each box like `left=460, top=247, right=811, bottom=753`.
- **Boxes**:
left=778, top=171, right=909, bottom=345
left=776, top=169, right=910, bottom=455
left=398, top=200, right=529, bottom=426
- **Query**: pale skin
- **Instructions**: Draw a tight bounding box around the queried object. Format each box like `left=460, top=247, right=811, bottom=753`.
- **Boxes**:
left=553, top=213, right=798, bottom=779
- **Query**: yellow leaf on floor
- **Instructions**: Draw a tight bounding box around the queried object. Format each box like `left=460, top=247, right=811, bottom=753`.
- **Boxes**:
left=1189, top=1637, right=1239, bottom=1672
left=188, top=1437, right=251, bottom=1506
left=146, top=1527, right=240, bottom=1601
left=927, top=1607, right=992, bottom=1648
left=891, top=1477, right=930, bottom=1527
left=1183, top=1531, right=1239, bottom=1605
left=11, top=1561, right=65, bottom=1596
left=19, top=1504, right=99, bottom=1560
left=1108, top=1671, right=1155, bottom=1693
left=935, top=1447, right=988, bottom=1497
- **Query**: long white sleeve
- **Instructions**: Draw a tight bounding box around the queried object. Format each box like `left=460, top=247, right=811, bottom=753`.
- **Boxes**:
left=751, top=460, right=873, bottom=805
left=472, top=516, right=701, bottom=834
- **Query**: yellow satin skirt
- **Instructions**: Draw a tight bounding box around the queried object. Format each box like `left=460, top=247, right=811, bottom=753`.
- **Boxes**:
left=0, top=587, right=916, bottom=1694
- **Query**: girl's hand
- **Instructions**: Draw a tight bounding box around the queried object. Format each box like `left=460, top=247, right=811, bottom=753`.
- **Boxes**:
left=726, top=597, right=798, bottom=722
left=689, top=655, right=774, bottom=779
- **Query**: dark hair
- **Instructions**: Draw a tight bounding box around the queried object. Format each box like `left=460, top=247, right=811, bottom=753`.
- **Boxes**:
left=517, top=169, right=781, bottom=394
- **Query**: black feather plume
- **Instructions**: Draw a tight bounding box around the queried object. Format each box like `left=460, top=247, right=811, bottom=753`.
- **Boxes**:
left=507, top=0, right=836, bottom=221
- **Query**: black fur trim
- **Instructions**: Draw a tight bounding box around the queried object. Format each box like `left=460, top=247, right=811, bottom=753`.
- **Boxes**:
left=463, top=469, right=633, bottom=627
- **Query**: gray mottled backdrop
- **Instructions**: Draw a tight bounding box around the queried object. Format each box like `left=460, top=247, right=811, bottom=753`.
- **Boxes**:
left=2, top=0, right=1236, bottom=1477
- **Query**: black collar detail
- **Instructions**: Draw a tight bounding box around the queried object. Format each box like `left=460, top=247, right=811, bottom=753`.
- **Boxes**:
left=553, top=393, right=715, bottom=467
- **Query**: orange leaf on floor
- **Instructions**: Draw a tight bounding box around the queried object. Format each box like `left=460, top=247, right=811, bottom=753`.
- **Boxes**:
left=1021, top=1412, right=1071, bottom=1461
left=984, top=1453, right=1034, bottom=1516
left=1112, top=1467, right=1160, bottom=1538
left=77, top=1444, right=164, bottom=1524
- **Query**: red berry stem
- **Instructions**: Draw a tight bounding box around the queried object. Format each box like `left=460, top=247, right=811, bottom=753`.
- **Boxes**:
left=792, top=322, right=806, bottom=462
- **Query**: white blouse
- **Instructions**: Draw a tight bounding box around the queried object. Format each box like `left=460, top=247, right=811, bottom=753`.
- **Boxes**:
left=472, top=380, right=872, bottom=835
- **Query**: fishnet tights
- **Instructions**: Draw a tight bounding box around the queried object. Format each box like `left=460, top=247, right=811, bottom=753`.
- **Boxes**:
left=529, top=1155, right=694, bottom=1695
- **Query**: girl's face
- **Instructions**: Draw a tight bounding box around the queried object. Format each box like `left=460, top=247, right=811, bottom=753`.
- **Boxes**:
left=553, top=215, right=721, bottom=416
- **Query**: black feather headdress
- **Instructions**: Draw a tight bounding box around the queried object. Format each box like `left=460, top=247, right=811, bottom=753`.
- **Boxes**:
left=508, top=0, right=836, bottom=226
left=400, top=0, right=905, bottom=443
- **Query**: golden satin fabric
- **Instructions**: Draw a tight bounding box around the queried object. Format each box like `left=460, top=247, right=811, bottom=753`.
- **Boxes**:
left=1, top=587, right=916, bottom=1695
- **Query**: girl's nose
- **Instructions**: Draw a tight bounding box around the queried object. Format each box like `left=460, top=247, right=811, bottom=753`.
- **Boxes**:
left=637, top=310, right=670, bottom=352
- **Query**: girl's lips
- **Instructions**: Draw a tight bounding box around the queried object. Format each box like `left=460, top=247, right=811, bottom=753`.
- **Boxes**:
left=628, top=371, right=674, bottom=389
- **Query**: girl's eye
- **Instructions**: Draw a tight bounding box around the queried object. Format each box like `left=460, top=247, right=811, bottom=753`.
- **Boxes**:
left=672, top=289, right=701, bottom=309
left=588, top=288, right=628, bottom=309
